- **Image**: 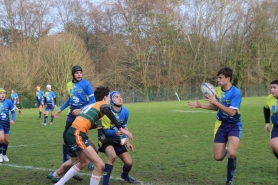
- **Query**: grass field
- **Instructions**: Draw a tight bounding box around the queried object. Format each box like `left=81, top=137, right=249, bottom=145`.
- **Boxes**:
left=0, top=97, right=277, bottom=185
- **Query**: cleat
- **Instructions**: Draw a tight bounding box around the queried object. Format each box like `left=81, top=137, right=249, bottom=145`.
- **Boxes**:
left=226, top=181, right=234, bottom=185
left=47, top=172, right=60, bottom=183
left=87, top=163, right=94, bottom=170
left=121, top=175, right=139, bottom=184
left=73, top=173, right=83, bottom=181
left=0, top=154, right=3, bottom=162
left=40, top=123, right=46, bottom=126
left=3, top=155, right=9, bottom=162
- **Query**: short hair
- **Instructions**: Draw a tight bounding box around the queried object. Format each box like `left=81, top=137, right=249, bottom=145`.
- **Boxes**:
left=94, top=86, right=110, bottom=101
left=270, top=80, right=278, bottom=85
left=217, top=67, right=233, bottom=81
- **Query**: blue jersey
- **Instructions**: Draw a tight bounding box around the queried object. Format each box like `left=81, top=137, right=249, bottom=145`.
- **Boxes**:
left=66, top=79, right=95, bottom=110
left=36, top=90, right=44, bottom=104
left=0, top=99, right=16, bottom=126
left=44, top=91, right=56, bottom=105
left=215, top=85, right=242, bottom=124
left=101, top=106, right=129, bottom=140
left=11, top=92, right=19, bottom=104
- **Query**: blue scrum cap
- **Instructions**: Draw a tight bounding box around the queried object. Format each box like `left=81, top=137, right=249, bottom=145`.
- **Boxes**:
left=109, top=90, right=120, bottom=105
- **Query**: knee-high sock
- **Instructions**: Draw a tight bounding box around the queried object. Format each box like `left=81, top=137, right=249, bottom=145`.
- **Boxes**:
left=90, top=174, right=101, bottom=185
left=51, top=115, right=54, bottom=122
left=0, top=143, right=3, bottom=154
left=44, top=116, right=48, bottom=123
left=3, top=144, right=8, bottom=155
left=227, top=157, right=237, bottom=183
left=121, top=165, right=131, bottom=179
left=63, top=144, right=69, bottom=163
left=55, top=165, right=80, bottom=185
left=103, top=163, right=113, bottom=185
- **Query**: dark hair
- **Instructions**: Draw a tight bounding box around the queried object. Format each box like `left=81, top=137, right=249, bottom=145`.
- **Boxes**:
left=270, top=80, right=278, bottom=85
left=94, top=86, right=110, bottom=101
left=217, top=67, right=233, bottom=81
left=72, top=66, right=82, bottom=77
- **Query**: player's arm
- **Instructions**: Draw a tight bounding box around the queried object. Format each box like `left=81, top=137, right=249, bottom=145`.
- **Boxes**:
left=264, top=107, right=270, bottom=124
left=58, top=98, right=70, bottom=112
left=102, top=106, right=133, bottom=140
left=53, top=97, right=57, bottom=106
left=188, top=99, right=218, bottom=111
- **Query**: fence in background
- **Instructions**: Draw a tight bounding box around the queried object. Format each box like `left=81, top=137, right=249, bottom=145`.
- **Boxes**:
left=16, top=84, right=270, bottom=109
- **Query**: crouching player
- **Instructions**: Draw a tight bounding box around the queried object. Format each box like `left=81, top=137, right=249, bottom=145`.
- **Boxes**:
left=55, top=86, right=133, bottom=185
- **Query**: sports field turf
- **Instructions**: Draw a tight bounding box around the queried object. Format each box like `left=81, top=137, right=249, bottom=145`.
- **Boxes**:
left=0, top=97, right=277, bottom=185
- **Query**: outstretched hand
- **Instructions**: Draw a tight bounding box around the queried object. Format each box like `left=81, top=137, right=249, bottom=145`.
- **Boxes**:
left=188, top=98, right=201, bottom=109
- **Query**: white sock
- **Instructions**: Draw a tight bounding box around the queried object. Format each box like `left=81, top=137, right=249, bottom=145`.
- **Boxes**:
left=90, top=174, right=101, bottom=185
left=55, top=165, right=80, bottom=185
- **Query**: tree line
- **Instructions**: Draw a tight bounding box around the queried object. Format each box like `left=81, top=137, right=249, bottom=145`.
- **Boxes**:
left=0, top=0, right=277, bottom=97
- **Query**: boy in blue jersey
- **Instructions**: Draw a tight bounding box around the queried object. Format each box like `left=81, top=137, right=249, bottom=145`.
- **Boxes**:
left=188, top=67, right=242, bottom=185
left=0, top=88, right=16, bottom=162
left=99, top=90, right=138, bottom=185
left=41, top=84, right=56, bottom=126
left=47, top=66, right=96, bottom=182
left=11, top=90, right=22, bottom=114
left=35, top=86, right=45, bottom=119
left=263, top=79, right=278, bottom=178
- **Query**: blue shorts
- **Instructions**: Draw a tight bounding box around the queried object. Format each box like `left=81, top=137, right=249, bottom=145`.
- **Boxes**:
left=37, top=101, right=43, bottom=107
left=99, top=143, right=127, bottom=156
left=45, top=104, right=54, bottom=111
left=214, top=121, right=242, bottom=143
left=0, top=124, right=10, bottom=134
left=271, top=124, right=278, bottom=139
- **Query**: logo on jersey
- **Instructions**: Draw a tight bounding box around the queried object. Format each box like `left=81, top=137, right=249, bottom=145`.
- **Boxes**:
left=1, top=112, right=6, bottom=119
left=72, top=96, right=80, bottom=105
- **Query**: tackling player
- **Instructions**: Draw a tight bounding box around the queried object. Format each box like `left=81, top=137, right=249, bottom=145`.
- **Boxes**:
left=55, top=86, right=133, bottom=185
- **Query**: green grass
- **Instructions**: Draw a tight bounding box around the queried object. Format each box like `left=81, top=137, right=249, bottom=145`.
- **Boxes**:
left=0, top=97, right=276, bottom=185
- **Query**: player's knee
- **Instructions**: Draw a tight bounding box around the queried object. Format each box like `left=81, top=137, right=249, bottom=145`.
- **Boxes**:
left=214, top=156, right=224, bottom=161
left=107, top=154, right=116, bottom=163
left=94, top=160, right=105, bottom=172
left=124, top=161, right=133, bottom=169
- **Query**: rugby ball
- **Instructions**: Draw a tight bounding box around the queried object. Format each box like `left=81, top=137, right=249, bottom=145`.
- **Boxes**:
left=200, top=82, right=216, bottom=97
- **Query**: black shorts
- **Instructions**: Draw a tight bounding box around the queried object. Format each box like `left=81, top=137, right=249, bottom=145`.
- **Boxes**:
left=99, top=144, right=127, bottom=156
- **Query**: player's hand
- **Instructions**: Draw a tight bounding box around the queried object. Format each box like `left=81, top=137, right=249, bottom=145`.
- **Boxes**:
left=72, top=109, right=81, bottom=116
left=125, top=142, right=134, bottom=152
left=54, top=110, right=61, bottom=118
left=116, top=130, right=123, bottom=136
left=188, top=98, right=201, bottom=109
left=119, top=128, right=133, bottom=140
left=10, top=120, right=14, bottom=124
left=34, top=103, right=37, bottom=106
left=265, top=123, right=270, bottom=134
left=205, top=95, right=218, bottom=105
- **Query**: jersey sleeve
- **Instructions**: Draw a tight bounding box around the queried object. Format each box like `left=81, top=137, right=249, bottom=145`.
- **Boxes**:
left=229, top=89, right=241, bottom=110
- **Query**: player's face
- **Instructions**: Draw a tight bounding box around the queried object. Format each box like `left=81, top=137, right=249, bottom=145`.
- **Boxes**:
left=113, top=94, right=123, bottom=106
left=47, top=87, right=51, bottom=92
left=0, top=92, right=6, bottom=100
left=74, top=71, right=82, bottom=81
left=217, top=74, right=230, bottom=87
left=36, top=87, right=40, bottom=91
left=271, top=84, right=278, bottom=98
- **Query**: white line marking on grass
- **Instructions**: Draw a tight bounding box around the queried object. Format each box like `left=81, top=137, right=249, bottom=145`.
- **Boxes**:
left=172, top=110, right=215, bottom=113
left=0, top=163, right=151, bottom=185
